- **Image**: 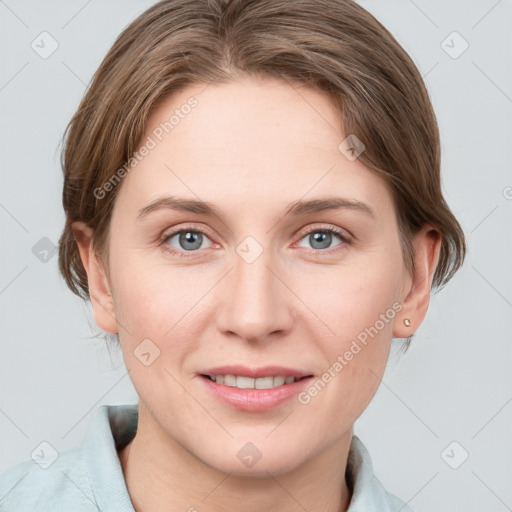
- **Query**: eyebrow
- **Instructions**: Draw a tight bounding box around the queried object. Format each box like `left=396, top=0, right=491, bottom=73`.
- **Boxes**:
left=136, top=195, right=376, bottom=220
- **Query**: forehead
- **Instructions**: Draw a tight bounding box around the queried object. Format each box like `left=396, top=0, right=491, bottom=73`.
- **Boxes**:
left=114, top=76, right=394, bottom=220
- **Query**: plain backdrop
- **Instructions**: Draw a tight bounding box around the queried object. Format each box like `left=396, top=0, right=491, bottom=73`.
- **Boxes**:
left=1, top=1, right=511, bottom=511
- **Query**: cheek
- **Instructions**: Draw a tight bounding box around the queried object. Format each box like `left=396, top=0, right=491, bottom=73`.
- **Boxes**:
left=302, top=252, right=402, bottom=346
left=109, top=255, right=212, bottom=374
left=299, top=254, right=400, bottom=402
left=110, top=251, right=197, bottom=331
left=297, top=267, right=398, bottom=429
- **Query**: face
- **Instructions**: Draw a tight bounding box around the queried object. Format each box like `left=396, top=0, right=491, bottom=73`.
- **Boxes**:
left=87, top=76, right=417, bottom=476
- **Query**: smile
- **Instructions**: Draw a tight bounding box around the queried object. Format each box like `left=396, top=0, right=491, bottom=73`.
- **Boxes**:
left=198, top=365, right=314, bottom=412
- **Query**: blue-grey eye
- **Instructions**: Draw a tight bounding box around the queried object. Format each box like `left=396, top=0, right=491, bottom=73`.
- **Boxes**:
left=298, top=229, right=344, bottom=251
left=168, top=230, right=206, bottom=251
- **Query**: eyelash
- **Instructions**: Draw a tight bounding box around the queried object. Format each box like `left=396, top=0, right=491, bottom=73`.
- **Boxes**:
left=160, top=223, right=351, bottom=258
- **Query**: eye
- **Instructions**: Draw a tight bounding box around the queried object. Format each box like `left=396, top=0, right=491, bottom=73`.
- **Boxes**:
left=161, top=225, right=213, bottom=257
left=294, top=225, right=350, bottom=253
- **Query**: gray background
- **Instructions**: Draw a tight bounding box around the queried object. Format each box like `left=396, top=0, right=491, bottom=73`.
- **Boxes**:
left=1, top=1, right=511, bottom=511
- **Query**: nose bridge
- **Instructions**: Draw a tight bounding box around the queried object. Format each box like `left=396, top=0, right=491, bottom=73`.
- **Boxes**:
left=217, top=238, right=293, bottom=342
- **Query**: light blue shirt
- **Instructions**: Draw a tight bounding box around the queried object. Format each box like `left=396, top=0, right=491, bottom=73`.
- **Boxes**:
left=0, top=404, right=414, bottom=511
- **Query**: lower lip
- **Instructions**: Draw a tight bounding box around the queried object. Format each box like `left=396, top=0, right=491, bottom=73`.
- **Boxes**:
left=199, top=375, right=313, bottom=412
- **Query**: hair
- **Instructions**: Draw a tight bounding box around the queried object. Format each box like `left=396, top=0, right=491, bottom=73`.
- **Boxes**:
left=58, top=0, right=466, bottom=349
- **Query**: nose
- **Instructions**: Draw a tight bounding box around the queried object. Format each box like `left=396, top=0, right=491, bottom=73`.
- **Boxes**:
left=215, top=245, right=295, bottom=344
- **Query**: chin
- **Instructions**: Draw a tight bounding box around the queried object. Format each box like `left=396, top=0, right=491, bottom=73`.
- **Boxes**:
left=197, top=439, right=313, bottom=477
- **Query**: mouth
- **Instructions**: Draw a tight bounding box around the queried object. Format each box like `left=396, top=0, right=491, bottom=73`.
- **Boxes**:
left=198, top=365, right=314, bottom=412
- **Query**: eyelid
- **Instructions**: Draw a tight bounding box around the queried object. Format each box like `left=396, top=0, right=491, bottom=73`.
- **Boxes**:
left=161, top=223, right=214, bottom=239
left=293, top=223, right=352, bottom=244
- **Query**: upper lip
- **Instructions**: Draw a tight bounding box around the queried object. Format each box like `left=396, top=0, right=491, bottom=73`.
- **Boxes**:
left=199, top=365, right=313, bottom=379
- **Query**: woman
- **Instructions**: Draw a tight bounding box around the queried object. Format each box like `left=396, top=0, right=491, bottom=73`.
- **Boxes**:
left=0, top=0, right=465, bottom=510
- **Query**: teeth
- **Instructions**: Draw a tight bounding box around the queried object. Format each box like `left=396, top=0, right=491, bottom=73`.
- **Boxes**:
left=211, top=374, right=298, bottom=389
left=273, top=376, right=285, bottom=386
left=237, top=376, right=254, bottom=389
left=223, top=375, right=237, bottom=387
left=255, top=377, right=274, bottom=389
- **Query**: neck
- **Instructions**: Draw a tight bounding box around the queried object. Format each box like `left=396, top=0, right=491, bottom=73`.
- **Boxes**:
left=118, top=402, right=353, bottom=512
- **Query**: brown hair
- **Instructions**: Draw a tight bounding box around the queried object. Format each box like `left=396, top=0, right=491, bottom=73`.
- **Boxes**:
left=58, top=0, right=466, bottom=305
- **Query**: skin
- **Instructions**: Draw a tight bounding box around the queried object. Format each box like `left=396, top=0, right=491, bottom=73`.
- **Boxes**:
left=73, top=75, right=441, bottom=512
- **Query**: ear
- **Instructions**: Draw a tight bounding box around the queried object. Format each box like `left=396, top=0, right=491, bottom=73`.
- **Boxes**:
left=393, top=225, right=442, bottom=338
left=71, top=221, right=118, bottom=334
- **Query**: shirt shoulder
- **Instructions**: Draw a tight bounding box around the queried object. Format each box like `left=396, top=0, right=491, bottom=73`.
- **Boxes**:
left=0, top=404, right=137, bottom=512
left=0, top=445, right=97, bottom=512
left=346, top=435, right=415, bottom=512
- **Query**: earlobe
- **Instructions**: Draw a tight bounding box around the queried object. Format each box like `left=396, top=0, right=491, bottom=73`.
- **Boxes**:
left=393, top=225, right=442, bottom=338
left=71, top=221, right=118, bottom=334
